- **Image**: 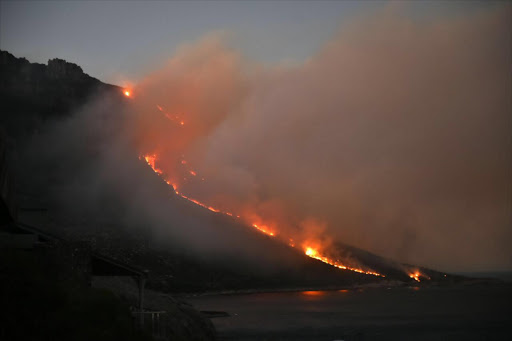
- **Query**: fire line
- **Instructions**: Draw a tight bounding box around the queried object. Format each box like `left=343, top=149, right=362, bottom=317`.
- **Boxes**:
left=139, top=153, right=385, bottom=278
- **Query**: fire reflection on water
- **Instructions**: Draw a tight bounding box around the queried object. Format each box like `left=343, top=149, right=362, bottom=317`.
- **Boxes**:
left=301, top=291, right=327, bottom=297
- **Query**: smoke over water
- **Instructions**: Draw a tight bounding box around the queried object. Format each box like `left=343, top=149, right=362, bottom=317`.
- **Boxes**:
left=21, top=5, right=511, bottom=273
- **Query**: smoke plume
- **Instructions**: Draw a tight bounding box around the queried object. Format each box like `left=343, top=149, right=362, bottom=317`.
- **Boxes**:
left=20, top=4, right=512, bottom=272
left=129, top=5, right=511, bottom=271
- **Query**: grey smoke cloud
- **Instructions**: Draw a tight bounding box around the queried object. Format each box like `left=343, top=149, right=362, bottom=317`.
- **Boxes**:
left=18, top=96, right=295, bottom=271
left=129, top=5, right=511, bottom=272
left=16, top=4, right=511, bottom=273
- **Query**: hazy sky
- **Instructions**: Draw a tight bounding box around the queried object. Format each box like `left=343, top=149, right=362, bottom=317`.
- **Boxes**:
left=0, top=0, right=499, bottom=84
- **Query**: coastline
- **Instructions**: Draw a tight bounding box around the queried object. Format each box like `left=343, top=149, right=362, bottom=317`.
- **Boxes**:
left=176, top=275, right=505, bottom=298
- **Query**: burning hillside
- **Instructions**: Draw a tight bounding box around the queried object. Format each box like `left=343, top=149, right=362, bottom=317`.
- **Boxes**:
left=3, top=2, right=509, bottom=292
left=130, top=89, right=442, bottom=281
left=122, top=4, right=511, bottom=275
left=1, top=47, right=464, bottom=294
left=139, top=150, right=385, bottom=278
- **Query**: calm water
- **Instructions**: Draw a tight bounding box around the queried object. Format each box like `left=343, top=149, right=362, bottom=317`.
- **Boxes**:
left=457, top=271, right=512, bottom=282
left=188, top=285, right=512, bottom=341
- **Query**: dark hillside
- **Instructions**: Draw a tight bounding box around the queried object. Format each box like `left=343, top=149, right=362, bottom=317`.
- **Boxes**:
left=0, top=50, right=123, bottom=139
left=0, top=51, right=217, bottom=340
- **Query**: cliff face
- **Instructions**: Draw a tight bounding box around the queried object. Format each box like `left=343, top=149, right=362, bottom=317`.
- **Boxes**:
left=0, top=50, right=122, bottom=139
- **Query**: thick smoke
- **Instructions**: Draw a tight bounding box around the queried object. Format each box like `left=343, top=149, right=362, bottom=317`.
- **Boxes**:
left=18, top=96, right=296, bottom=270
left=19, top=4, right=511, bottom=273
left=129, top=5, right=511, bottom=272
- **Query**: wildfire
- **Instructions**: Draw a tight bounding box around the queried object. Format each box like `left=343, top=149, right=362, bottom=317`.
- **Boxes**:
left=140, top=154, right=222, bottom=213
left=180, top=193, right=221, bottom=213
left=409, top=272, right=422, bottom=282
left=139, top=152, right=386, bottom=278
left=408, top=270, right=430, bottom=282
left=252, top=224, right=275, bottom=237
left=305, top=247, right=317, bottom=257
left=124, top=90, right=131, bottom=97
left=155, top=104, right=184, bottom=127
left=143, top=155, right=162, bottom=174
left=303, top=246, right=384, bottom=277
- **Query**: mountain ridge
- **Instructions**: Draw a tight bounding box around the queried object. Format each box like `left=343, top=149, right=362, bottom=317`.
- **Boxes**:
left=2, top=50, right=460, bottom=294
left=0, top=49, right=123, bottom=140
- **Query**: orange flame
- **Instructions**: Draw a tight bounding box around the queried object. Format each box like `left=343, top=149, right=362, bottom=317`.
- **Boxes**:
left=142, top=154, right=162, bottom=174
left=124, top=90, right=131, bottom=97
left=252, top=224, right=275, bottom=237
left=408, top=270, right=430, bottom=282
left=139, top=153, right=387, bottom=278
left=303, top=245, right=384, bottom=277
left=155, top=104, right=185, bottom=127
left=409, top=272, right=421, bottom=282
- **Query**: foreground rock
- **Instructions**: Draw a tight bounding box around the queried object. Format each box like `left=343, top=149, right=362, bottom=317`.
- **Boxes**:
left=94, top=276, right=216, bottom=340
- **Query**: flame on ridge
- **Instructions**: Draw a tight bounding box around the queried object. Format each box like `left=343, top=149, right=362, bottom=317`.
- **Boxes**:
left=143, top=155, right=162, bottom=174
left=304, top=247, right=384, bottom=277
left=139, top=152, right=384, bottom=278
left=252, top=224, right=275, bottom=236
left=408, top=270, right=430, bottom=282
